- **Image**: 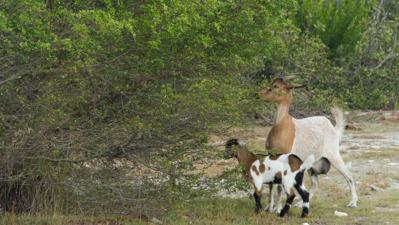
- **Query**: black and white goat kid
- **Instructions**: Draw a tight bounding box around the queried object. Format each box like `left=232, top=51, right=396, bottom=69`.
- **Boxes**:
left=224, top=139, right=315, bottom=217
left=252, top=153, right=314, bottom=217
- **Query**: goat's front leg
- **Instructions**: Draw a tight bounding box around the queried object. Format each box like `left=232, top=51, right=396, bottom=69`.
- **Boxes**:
left=275, top=184, right=283, bottom=214
left=253, top=191, right=262, bottom=214
left=264, top=183, right=275, bottom=212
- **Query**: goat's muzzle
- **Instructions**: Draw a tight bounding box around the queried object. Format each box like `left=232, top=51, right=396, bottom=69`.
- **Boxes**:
left=223, top=151, right=230, bottom=159
left=259, top=88, right=271, bottom=101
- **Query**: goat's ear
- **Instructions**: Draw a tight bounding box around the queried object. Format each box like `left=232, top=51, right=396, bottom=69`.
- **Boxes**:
left=288, top=83, right=306, bottom=89
left=271, top=77, right=284, bottom=84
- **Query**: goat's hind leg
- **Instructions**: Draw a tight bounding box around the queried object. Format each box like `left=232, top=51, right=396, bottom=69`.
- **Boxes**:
left=294, top=157, right=329, bottom=208
left=293, top=172, right=317, bottom=208
left=278, top=191, right=295, bottom=217
left=329, top=155, right=358, bottom=208
left=294, top=183, right=310, bottom=217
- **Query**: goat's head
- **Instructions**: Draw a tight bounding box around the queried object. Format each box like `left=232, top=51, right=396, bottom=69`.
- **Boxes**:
left=223, top=138, right=245, bottom=159
left=259, top=78, right=304, bottom=103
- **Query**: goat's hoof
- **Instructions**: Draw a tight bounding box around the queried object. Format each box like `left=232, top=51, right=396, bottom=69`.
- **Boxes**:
left=301, top=212, right=308, bottom=218
left=254, top=208, right=261, bottom=214
left=347, top=201, right=357, bottom=208
left=278, top=212, right=285, bottom=218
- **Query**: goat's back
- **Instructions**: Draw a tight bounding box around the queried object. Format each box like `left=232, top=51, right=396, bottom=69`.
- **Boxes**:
left=291, top=116, right=339, bottom=159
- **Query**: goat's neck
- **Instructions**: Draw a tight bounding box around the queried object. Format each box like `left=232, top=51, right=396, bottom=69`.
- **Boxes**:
left=237, top=149, right=257, bottom=171
left=275, top=102, right=291, bottom=124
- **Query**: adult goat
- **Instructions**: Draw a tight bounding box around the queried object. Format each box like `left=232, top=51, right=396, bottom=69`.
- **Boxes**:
left=259, top=78, right=358, bottom=209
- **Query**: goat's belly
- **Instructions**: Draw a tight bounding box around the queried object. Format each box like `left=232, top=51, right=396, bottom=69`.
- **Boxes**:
left=291, top=138, right=325, bottom=160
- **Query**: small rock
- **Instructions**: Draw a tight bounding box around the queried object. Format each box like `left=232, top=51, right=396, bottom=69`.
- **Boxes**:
left=369, top=184, right=384, bottom=192
left=393, top=111, right=399, bottom=120
left=334, top=210, right=348, bottom=217
left=151, top=217, right=163, bottom=224
left=207, top=141, right=225, bottom=147
left=345, top=123, right=361, bottom=130
left=376, top=114, right=386, bottom=121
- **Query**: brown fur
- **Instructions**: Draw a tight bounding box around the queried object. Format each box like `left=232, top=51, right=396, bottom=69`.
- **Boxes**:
left=288, top=154, right=303, bottom=172
left=266, top=114, right=295, bottom=154
left=259, top=164, right=266, bottom=173
left=234, top=149, right=262, bottom=182
left=261, top=78, right=297, bottom=154
left=252, top=165, right=259, bottom=176
left=259, top=79, right=292, bottom=103
left=269, top=154, right=282, bottom=160
left=255, top=189, right=263, bottom=196
left=284, top=170, right=287, bottom=176
left=275, top=171, right=282, bottom=180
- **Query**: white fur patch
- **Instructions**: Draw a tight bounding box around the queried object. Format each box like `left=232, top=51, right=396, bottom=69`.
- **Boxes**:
left=303, top=202, right=310, bottom=208
left=238, top=140, right=246, bottom=146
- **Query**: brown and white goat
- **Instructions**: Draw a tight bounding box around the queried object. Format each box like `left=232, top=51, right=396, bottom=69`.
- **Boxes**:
left=224, top=138, right=314, bottom=217
left=259, top=78, right=358, bottom=208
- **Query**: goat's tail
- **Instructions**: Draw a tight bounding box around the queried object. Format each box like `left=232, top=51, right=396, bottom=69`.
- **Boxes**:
left=300, top=154, right=315, bottom=171
left=331, top=106, right=346, bottom=141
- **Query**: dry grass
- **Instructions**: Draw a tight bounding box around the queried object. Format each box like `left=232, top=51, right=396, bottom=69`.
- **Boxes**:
left=158, top=188, right=399, bottom=225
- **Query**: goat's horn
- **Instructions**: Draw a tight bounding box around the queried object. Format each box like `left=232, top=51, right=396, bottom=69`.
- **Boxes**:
left=288, top=83, right=306, bottom=89
left=284, top=75, right=296, bottom=81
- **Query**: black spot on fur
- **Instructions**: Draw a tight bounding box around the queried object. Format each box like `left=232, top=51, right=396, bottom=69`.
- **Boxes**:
left=273, top=175, right=282, bottom=184
left=264, top=172, right=282, bottom=184
left=225, top=138, right=240, bottom=148
left=308, top=168, right=316, bottom=176
left=295, top=170, right=305, bottom=185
